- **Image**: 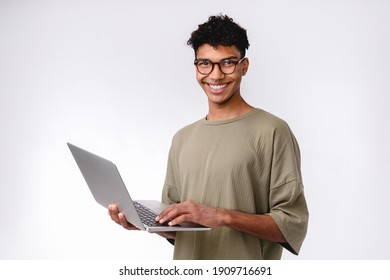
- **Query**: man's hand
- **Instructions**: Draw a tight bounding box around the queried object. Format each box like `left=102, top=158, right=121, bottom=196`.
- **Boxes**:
left=108, top=204, right=139, bottom=230
left=108, top=204, right=177, bottom=240
left=155, top=200, right=226, bottom=228
left=155, top=200, right=286, bottom=243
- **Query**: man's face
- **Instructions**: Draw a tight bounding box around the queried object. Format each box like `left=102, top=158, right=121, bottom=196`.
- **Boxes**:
left=195, top=44, right=249, bottom=107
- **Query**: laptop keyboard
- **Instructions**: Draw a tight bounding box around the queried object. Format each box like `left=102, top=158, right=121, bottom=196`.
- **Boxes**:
left=133, top=201, right=176, bottom=228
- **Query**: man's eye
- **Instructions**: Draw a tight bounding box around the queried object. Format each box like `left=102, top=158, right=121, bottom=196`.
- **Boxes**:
left=198, top=60, right=211, bottom=67
left=221, top=60, right=236, bottom=66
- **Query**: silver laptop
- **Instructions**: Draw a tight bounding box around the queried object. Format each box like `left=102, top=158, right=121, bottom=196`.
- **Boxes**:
left=68, top=143, right=210, bottom=232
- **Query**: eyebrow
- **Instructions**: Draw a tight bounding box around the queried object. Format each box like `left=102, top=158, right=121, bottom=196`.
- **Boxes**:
left=195, top=56, right=240, bottom=61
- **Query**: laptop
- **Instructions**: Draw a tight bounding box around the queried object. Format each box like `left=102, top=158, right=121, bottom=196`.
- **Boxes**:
left=67, top=143, right=210, bottom=232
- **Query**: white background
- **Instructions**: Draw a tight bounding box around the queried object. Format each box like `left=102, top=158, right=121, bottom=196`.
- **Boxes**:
left=0, top=0, right=389, bottom=260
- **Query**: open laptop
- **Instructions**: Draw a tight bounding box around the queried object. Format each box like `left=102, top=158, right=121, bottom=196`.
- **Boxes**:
left=68, top=143, right=210, bottom=232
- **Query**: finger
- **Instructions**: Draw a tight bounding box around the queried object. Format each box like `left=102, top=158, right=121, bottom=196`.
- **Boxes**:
left=118, top=213, right=129, bottom=227
left=157, top=206, right=183, bottom=224
left=108, top=204, right=119, bottom=216
left=155, top=204, right=179, bottom=222
left=118, top=213, right=138, bottom=230
left=108, top=205, right=121, bottom=224
left=167, top=213, right=190, bottom=226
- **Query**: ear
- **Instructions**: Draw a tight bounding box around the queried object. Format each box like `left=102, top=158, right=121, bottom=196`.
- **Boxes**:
left=242, top=58, right=249, bottom=76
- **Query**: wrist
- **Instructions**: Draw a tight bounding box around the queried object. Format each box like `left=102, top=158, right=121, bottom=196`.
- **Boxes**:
left=216, top=208, right=232, bottom=227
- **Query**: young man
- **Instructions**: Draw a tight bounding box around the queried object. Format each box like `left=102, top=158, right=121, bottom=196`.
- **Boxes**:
left=109, top=15, right=308, bottom=260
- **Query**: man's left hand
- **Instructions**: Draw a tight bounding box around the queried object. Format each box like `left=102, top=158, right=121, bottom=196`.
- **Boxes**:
left=155, top=200, right=225, bottom=228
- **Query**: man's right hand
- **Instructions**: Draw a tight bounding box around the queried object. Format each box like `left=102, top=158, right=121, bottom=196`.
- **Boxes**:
left=108, top=204, right=139, bottom=230
left=108, top=204, right=177, bottom=240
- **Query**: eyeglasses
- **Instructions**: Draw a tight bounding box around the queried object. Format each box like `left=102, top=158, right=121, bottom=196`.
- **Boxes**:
left=194, top=57, right=246, bottom=75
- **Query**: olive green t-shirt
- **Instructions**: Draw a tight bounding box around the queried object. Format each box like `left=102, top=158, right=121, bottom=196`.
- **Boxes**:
left=162, top=109, right=308, bottom=259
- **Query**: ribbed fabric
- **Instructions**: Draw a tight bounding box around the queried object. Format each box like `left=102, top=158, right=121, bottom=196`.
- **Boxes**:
left=162, top=109, right=308, bottom=260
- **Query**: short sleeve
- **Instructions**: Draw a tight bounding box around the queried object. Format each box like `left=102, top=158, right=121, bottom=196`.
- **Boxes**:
left=267, top=122, right=309, bottom=255
left=161, top=139, right=181, bottom=205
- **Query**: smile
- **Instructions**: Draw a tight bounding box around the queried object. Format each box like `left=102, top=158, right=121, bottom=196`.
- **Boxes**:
left=208, top=83, right=228, bottom=91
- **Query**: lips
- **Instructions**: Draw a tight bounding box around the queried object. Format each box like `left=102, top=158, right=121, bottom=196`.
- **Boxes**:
left=207, top=83, right=228, bottom=93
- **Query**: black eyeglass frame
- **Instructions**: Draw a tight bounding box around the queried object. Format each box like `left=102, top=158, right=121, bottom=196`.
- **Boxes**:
left=193, top=57, right=246, bottom=75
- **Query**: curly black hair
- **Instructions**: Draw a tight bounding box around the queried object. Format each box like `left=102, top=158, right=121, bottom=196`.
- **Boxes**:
left=187, top=14, right=250, bottom=58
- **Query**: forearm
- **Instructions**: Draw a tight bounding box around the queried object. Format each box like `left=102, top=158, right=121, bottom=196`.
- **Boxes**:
left=157, top=201, right=286, bottom=243
left=217, top=208, right=286, bottom=243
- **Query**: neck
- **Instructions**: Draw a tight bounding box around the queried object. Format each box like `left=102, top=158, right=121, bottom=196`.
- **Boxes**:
left=206, top=97, right=254, bottom=121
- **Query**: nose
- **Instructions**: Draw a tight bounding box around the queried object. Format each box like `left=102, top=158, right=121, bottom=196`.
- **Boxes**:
left=208, top=63, right=225, bottom=80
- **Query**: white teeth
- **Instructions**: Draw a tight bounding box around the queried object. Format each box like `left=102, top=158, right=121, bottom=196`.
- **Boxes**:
left=209, top=84, right=227, bottom=90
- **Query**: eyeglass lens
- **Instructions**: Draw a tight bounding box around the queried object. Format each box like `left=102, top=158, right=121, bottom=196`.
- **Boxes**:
left=195, top=58, right=244, bottom=75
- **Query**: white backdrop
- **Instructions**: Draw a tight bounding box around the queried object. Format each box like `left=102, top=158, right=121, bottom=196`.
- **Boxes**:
left=1, top=0, right=389, bottom=260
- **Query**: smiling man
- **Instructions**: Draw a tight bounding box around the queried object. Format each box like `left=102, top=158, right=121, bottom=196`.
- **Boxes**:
left=194, top=44, right=251, bottom=118
left=109, top=15, right=309, bottom=260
